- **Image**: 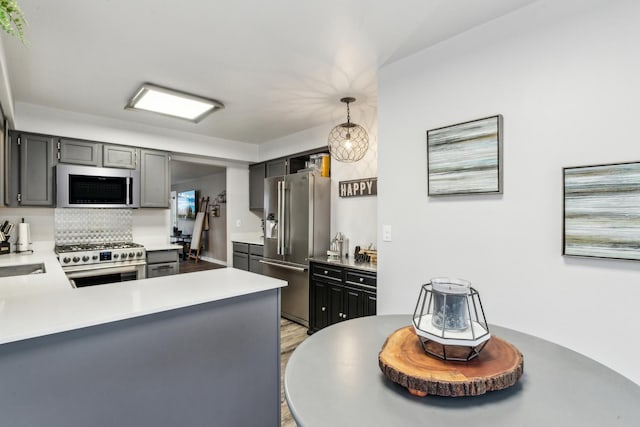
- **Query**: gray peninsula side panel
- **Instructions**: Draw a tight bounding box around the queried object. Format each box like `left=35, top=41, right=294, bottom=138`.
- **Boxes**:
left=0, top=288, right=281, bottom=427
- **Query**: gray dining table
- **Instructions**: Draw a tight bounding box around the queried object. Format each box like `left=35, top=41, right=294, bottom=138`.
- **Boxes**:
left=285, top=314, right=640, bottom=426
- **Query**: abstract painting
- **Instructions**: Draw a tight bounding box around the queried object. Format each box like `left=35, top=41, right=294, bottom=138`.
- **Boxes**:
left=427, top=115, right=503, bottom=196
left=564, top=162, right=640, bottom=261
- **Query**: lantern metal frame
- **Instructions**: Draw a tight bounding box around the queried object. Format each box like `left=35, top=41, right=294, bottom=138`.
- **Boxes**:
left=328, top=97, right=369, bottom=163
left=412, top=279, right=490, bottom=362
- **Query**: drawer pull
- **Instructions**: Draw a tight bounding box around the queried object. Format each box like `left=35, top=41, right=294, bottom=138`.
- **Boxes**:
left=359, top=277, right=364, bottom=282
left=321, top=307, right=326, bottom=312
left=324, top=270, right=328, bottom=274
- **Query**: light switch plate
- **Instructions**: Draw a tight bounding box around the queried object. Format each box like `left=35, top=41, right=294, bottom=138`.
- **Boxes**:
left=382, top=225, right=392, bottom=242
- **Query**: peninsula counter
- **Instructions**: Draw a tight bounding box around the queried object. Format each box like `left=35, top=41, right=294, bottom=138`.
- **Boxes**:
left=0, top=250, right=286, bottom=427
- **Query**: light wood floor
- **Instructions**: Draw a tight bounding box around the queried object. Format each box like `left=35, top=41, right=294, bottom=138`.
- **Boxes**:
left=281, top=318, right=308, bottom=427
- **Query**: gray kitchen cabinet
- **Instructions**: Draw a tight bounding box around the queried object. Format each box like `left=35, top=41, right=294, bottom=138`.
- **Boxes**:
left=58, top=138, right=101, bottom=166
left=232, top=242, right=249, bottom=270
left=103, top=144, right=139, bottom=169
left=6, top=131, right=56, bottom=207
left=140, top=148, right=170, bottom=208
left=249, top=162, right=266, bottom=210
left=233, top=242, right=264, bottom=273
left=249, top=244, right=264, bottom=274
left=146, top=249, right=180, bottom=278
left=266, top=158, right=287, bottom=177
left=58, top=139, right=141, bottom=170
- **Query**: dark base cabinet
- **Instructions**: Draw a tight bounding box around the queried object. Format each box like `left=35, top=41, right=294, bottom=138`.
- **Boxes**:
left=309, top=262, right=376, bottom=334
left=233, top=242, right=264, bottom=274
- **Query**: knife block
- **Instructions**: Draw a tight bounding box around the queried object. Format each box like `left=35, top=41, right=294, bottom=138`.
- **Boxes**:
left=0, top=241, right=10, bottom=255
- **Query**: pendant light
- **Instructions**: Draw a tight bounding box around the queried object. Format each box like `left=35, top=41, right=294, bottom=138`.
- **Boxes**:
left=328, top=97, right=369, bottom=162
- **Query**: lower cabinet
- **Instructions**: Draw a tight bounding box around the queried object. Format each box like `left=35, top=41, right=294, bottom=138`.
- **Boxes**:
left=146, top=249, right=180, bottom=278
left=232, top=242, right=263, bottom=274
left=309, top=262, right=376, bottom=334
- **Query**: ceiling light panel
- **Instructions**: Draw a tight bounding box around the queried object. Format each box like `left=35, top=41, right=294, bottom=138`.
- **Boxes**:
left=126, top=83, right=224, bottom=123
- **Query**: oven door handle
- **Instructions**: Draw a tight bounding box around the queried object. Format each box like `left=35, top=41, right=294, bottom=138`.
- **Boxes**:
left=64, top=263, right=145, bottom=279
left=127, top=176, right=134, bottom=205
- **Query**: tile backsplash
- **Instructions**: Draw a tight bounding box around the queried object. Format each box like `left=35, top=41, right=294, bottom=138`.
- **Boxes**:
left=54, top=208, right=133, bottom=245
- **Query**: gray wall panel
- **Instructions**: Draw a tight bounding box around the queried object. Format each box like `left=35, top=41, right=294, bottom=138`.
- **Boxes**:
left=0, top=289, right=280, bottom=427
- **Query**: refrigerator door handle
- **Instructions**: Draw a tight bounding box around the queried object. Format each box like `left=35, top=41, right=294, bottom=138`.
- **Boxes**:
left=259, top=259, right=307, bottom=272
left=277, top=180, right=282, bottom=255
left=280, top=180, right=286, bottom=255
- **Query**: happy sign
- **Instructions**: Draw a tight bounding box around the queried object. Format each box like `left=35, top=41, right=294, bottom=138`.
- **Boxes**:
left=339, top=178, right=377, bottom=198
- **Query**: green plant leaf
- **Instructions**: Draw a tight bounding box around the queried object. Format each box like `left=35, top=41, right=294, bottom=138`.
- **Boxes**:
left=0, top=0, right=27, bottom=44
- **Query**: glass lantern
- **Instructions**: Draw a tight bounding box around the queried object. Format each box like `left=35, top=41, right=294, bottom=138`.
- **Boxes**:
left=412, top=277, right=490, bottom=361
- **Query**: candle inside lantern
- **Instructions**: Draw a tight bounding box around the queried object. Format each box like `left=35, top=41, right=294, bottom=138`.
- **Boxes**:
left=430, top=277, right=471, bottom=331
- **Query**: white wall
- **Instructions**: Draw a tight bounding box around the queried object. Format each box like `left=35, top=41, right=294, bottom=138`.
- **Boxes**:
left=378, top=0, right=640, bottom=385
left=0, top=207, right=55, bottom=245
left=259, top=117, right=378, bottom=250
left=132, top=208, right=171, bottom=246
left=225, top=165, right=262, bottom=265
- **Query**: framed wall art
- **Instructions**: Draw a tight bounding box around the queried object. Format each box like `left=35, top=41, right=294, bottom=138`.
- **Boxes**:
left=427, top=115, right=503, bottom=196
left=563, top=161, right=640, bottom=261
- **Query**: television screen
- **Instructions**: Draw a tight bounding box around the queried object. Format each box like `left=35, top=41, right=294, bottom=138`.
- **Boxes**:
left=177, top=190, right=197, bottom=219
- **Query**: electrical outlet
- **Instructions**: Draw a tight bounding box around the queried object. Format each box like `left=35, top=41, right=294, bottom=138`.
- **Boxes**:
left=236, top=219, right=241, bottom=228
left=382, top=225, right=392, bottom=242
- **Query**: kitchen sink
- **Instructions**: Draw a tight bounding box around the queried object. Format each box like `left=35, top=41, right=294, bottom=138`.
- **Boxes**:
left=0, top=263, right=46, bottom=278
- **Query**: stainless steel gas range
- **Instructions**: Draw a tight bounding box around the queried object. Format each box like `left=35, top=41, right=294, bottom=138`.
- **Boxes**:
left=55, top=242, right=146, bottom=288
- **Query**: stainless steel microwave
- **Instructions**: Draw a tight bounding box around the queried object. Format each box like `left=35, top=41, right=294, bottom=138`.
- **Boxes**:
left=56, top=164, right=140, bottom=208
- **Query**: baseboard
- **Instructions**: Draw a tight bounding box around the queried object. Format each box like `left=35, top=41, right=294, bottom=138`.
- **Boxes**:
left=198, top=255, right=227, bottom=266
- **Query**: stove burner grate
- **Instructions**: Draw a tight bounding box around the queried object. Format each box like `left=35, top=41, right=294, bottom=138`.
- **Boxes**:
left=55, top=242, right=144, bottom=253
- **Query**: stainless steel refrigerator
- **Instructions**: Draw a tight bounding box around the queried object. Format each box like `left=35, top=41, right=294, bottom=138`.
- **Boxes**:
left=261, top=172, right=330, bottom=327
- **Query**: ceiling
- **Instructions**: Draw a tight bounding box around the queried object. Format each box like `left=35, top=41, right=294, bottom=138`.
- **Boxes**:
left=2, top=0, right=537, bottom=145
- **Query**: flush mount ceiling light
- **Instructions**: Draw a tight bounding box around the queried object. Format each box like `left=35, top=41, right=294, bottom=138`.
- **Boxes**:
left=328, top=97, right=369, bottom=162
left=125, top=83, right=224, bottom=123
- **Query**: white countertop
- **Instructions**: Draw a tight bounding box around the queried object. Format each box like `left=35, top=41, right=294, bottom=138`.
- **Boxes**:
left=135, top=238, right=184, bottom=252
left=309, top=256, right=377, bottom=273
left=231, top=232, right=264, bottom=246
left=0, top=244, right=286, bottom=345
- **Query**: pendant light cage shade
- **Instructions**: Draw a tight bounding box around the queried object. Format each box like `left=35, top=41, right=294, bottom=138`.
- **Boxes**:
left=328, top=97, right=369, bottom=163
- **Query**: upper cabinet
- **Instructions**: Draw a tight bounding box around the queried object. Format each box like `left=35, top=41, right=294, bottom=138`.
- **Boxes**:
left=6, top=130, right=170, bottom=209
left=103, top=144, right=138, bottom=169
left=58, top=139, right=139, bottom=169
left=249, top=163, right=266, bottom=210
left=265, top=158, right=286, bottom=178
left=249, top=147, right=330, bottom=211
left=58, top=138, right=101, bottom=166
left=7, top=131, right=56, bottom=207
left=139, top=148, right=170, bottom=208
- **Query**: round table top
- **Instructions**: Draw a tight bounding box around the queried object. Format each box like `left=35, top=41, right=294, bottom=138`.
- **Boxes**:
left=284, top=315, right=640, bottom=427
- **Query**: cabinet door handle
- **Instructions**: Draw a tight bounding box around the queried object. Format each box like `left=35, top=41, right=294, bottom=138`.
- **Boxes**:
left=321, top=307, right=326, bottom=312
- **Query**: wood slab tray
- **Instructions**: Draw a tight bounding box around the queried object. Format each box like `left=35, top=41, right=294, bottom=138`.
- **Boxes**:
left=379, top=326, right=523, bottom=397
